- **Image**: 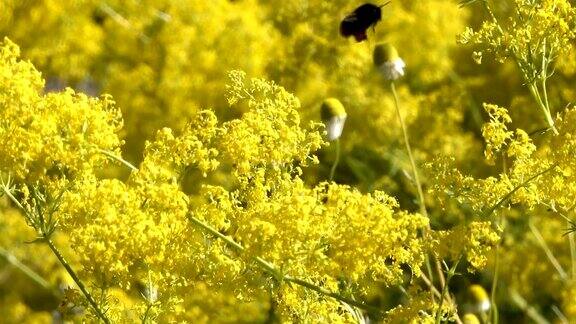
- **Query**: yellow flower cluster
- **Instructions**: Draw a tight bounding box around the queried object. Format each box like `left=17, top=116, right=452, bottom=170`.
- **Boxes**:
left=431, top=102, right=576, bottom=218
left=386, top=288, right=454, bottom=324
left=0, top=38, right=122, bottom=184
left=1, top=41, right=463, bottom=322
left=459, top=0, right=576, bottom=65
left=5, top=0, right=576, bottom=321
left=433, top=222, right=501, bottom=270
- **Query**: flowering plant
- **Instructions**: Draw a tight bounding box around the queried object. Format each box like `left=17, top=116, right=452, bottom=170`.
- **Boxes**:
left=1, top=0, right=576, bottom=322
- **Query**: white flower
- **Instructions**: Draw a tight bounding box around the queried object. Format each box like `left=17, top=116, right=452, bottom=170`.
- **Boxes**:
left=321, top=98, right=347, bottom=141
left=325, top=115, right=347, bottom=141
left=373, top=43, right=406, bottom=81
left=377, top=58, right=406, bottom=81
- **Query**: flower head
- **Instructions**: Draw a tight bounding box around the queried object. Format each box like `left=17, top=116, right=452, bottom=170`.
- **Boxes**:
left=463, top=313, right=481, bottom=324
left=373, top=43, right=406, bottom=80
left=321, top=98, right=347, bottom=141
left=467, top=284, right=490, bottom=312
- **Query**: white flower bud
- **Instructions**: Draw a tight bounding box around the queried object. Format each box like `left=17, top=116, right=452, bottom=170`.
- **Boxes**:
left=373, top=43, right=406, bottom=80
left=321, top=98, right=347, bottom=141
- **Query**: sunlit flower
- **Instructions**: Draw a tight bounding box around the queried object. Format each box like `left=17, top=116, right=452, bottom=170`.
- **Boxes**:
left=320, top=98, right=347, bottom=141
left=468, top=284, right=490, bottom=312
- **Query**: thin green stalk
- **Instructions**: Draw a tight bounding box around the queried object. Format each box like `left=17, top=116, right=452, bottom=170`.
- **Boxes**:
left=97, top=148, right=138, bottom=171
left=0, top=247, right=57, bottom=294
left=424, top=256, right=435, bottom=300
left=390, top=82, right=427, bottom=218
left=528, top=83, right=558, bottom=135
left=283, top=276, right=383, bottom=314
left=142, top=304, right=153, bottom=324
left=529, top=220, right=568, bottom=281
left=552, top=305, right=569, bottom=324
left=540, top=41, right=551, bottom=113
left=490, top=245, right=500, bottom=324
left=435, top=257, right=461, bottom=324
left=568, top=220, right=576, bottom=278
left=46, top=238, right=110, bottom=324
left=0, top=176, right=27, bottom=212
left=390, top=82, right=459, bottom=322
left=329, top=139, right=340, bottom=181
left=1, top=176, right=110, bottom=323
left=420, top=272, right=442, bottom=299
left=544, top=208, right=576, bottom=279
left=390, top=81, right=432, bottom=276
left=509, top=289, right=550, bottom=324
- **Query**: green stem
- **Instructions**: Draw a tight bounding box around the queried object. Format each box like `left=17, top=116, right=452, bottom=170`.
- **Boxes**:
left=529, top=219, right=568, bottom=281
left=390, top=82, right=427, bottom=218
left=434, top=257, right=461, bottom=324
left=568, top=220, right=576, bottom=279
left=329, top=139, right=340, bottom=182
left=0, top=177, right=27, bottom=213
left=0, top=246, right=57, bottom=294
left=390, top=83, right=459, bottom=321
left=528, top=83, right=558, bottom=135
left=142, top=304, right=153, bottom=324
left=490, top=245, right=500, bottom=324
left=45, top=238, right=110, bottom=323
left=483, top=164, right=558, bottom=217
left=283, top=276, right=382, bottom=314
left=1, top=175, right=109, bottom=322
left=97, top=148, right=138, bottom=171
left=188, top=214, right=383, bottom=315
left=509, top=289, right=550, bottom=324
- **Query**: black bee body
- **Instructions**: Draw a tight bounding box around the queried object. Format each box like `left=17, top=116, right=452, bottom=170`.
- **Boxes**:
left=340, top=3, right=385, bottom=42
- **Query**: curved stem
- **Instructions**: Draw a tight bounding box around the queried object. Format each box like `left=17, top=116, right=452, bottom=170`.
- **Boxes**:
left=390, top=82, right=427, bottom=218
left=390, top=83, right=463, bottom=323
left=329, top=139, right=341, bottom=182
left=509, top=289, right=550, bottom=324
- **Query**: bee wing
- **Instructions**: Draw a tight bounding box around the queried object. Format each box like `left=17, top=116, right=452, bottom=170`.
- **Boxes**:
left=340, top=13, right=359, bottom=37
left=342, top=13, right=358, bottom=22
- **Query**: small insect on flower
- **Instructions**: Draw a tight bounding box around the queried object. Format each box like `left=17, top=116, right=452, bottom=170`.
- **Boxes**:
left=340, top=2, right=390, bottom=42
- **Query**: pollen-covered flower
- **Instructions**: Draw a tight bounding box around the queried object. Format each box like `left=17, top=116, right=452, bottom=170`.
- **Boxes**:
left=373, top=43, right=406, bottom=80
left=320, top=98, right=347, bottom=141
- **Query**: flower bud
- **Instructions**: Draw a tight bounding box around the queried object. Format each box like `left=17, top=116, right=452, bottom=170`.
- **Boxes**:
left=321, top=98, right=347, bottom=141
left=373, top=43, right=406, bottom=80
left=468, top=284, right=490, bottom=312
left=463, top=313, right=481, bottom=324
